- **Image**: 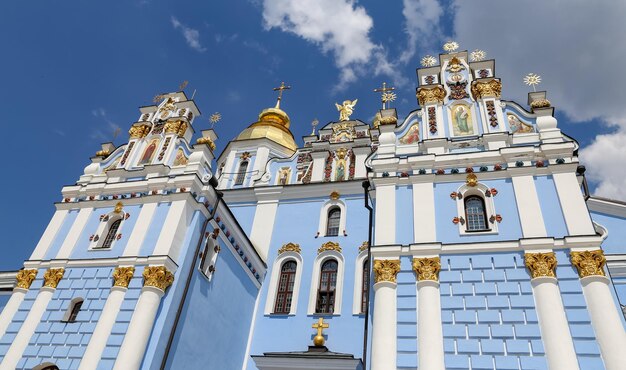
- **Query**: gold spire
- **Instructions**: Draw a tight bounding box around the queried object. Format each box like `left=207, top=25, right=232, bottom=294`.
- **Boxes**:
left=272, top=82, right=291, bottom=109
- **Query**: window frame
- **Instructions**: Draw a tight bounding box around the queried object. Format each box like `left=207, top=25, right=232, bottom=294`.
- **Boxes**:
left=454, top=183, right=499, bottom=235
left=315, top=259, right=339, bottom=314
left=235, top=160, right=249, bottom=185
left=464, top=195, right=489, bottom=232
left=90, top=209, right=126, bottom=251
left=352, top=249, right=369, bottom=315
left=326, top=207, right=341, bottom=236
left=318, top=200, right=347, bottom=238
left=265, top=251, right=303, bottom=316
left=273, top=261, right=297, bottom=314
left=61, top=297, right=84, bottom=323
left=308, top=250, right=344, bottom=315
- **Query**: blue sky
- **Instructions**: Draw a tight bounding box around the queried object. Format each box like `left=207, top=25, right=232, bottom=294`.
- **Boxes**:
left=0, top=0, right=622, bottom=270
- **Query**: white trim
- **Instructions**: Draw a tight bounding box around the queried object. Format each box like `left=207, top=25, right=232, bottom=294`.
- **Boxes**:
left=123, top=202, right=157, bottom=256
left=455, top=182, right=499, bottom=235
left=90, top=210, right=126, bottom=251
left=264, top=252, right=303, bottom=315
left=56, top=208, right=93, bottom=259
left=552, top=171, right=596, bottom=235
left=352, top=250, right=368, bottom=315
left=412, top=182, right=436, bottom=242
left=511, top=175, right=547, bottom=238
left=30, top=210, right=68, bottom=260
left=318, top=200, right=347, bottom=237
left=307, top=250, right=345, bottom=315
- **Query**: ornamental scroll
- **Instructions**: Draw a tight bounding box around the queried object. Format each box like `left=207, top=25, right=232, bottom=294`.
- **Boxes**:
left=373, top=259, right=401, bottom=283
left=43, top=268, right=65, bottom=288
left=570, top=250, right=606, bottom=278
left=524, top=252, right=557, bottom=279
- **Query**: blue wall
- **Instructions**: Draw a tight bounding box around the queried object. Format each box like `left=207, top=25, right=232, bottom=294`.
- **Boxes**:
left=229, top=203, right=257, bottom=235
left=139, top=202, right=171, bottom=256
left=590, top=211, right=626, bottom=255
left=535, top=176, right=568, bottom=238
left=395, top=186, right=414, bottom=245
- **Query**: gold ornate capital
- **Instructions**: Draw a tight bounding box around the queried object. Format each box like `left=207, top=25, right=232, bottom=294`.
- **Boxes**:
left=471, top=79, right=502, bottom=100
left=15, top=269, right=37, bottom=290
left=113, top=266, right=135, bottom=288
left=417, top=86, right=446, bottom=106
left=164, top=119, right=188, bottom=137
left=373, top=259, right=401, bottom=283
left=43, top=268, right=65, bottom=288
left=412, top=257, right=441, bottom=281
left=196, top=136, right=216, bottom=150
left=142, top=266, right=174, bottom=291
left=530, top=99, right=551, bottom=109
left=570, top=250, right=606, bottom=278
left=318, top=241, right=342, bottom=254
left=329, top=191, right=340, bottom=200
left=278, top=242, right=301, bottom=255
left=129, top=123, right=151, bottom=139
left=524, top=252, right=557, bottom=279
left=359, top=241, right=369, bottom=253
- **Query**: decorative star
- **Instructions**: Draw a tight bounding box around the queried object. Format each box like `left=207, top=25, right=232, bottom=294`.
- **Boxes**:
left=524, top=73, right=542, bottom=91
left=421, top=55, right=437, bottom=67
left=470, top=49, right=486, bottom=62
left=382, top=92, right=397, bottom=103
left=443, top=41, right=459, bottom=53
left=209, top=112, right=221, bottom=126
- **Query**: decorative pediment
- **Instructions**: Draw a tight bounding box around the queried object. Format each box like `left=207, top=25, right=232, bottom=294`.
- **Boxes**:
left=318, top=241, right=341, bottom=254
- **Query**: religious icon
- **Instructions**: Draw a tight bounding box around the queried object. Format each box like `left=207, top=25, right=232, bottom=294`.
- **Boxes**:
left=335, top=99, right=358, bottom=121
left=139, top=139, right=159, bottom=165
left=335, top=148, right=348, bottom=181
left=173, top=148, right=189, bottom=166
left=278, top=167, right=291, bottom=185
left=451, top=105, right=474, bottom=136
left=400, top=124, right=420, bottom=144
left=507, top=114, right=534, bottom=134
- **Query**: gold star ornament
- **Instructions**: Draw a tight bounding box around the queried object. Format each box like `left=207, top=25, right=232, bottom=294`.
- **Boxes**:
left=421, top=55, right=437, bottom=67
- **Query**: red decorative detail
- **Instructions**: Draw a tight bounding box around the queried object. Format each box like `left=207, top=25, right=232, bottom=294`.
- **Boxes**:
left=112, top=195, right=118, bottom=200
left=64, top=198, right=70, bottom=203
left=323, top=152, right=335, bottom=182
left=465, top=167, right=474, bottom=173
left=208, top=265, right=215, bottom=273
left=436, top=169, right=445, bottom=175
left=89, top=234, right=95, bottom=241
left=486, top=101, right=498, bottom=127
left=447, top=82, right=468, bottom=100
left=425, top=75, right=435, bottom=85
left=400, top=172, right=409, bottom=177
left=490, top=188, right=498, bottom=196
left=125, top=213, right=130, bottom=220
left=152, top=190, right=158, bottom=195
left=157, top=137, right=172, bottom=162
left=490, top=214, right=503, bottom=223
left=536, top=160, right=545, bottom=168
left=296, top=153, right=313, bottom=184
left=348, top=150, right=356, bottom=180
left=214, top=245, right=221, bottom=253
left=494, top=164, right=503, bottom=171
left=428, top=107, right=437, bottom=134
left=130, top=192, right=137, bottom=198
left=212, top=228, right=220, bottom=239
left=453, top=217, right=460, bottom=225
left=116, top=234, right=122, bottom=240
left=180, top=187, right=187, bottom=192
left=450, top=192, right=458, bottom=200
left=89, top=195, right=95, bottom=200
left=120, top=141, right=135, bottom=166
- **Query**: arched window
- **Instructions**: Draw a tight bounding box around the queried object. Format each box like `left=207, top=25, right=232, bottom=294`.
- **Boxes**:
left=100, top=219, right=121, bottom=249
left=235, top=161, right=248, bottom=185
left=465, top=196, right=488, bottom=231
left=316, top=259, right=338, bottom=314
left=274, top=261, right=297, bottom=314
left=361, top=259, right=369, bottom=314
left=326, top=207, right=341, bottom=236
left=33, top=363, right=60, bottom=370
left=62, top=298, right=84, bottom=323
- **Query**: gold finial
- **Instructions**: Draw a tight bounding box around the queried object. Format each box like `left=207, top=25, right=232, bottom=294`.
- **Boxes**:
left=142, top=266, right=174, bottom=292
left=373, top=259, right=401, bottom=283
left=373, top=82, right=396, bottom=109
left=114, top=202, right=123, bottom=214
left=524, top=73, right=542, bottom=92
left=412, top=257, right=441, bottom=281
left=570, top=250, right=606, bottom=278
left=15, top=269, right=38, bottom=290
left=443, top=41, right=459, bottom=53
left=113, top=266, right=135, bottom=288
left=470, top=49, right=486, bottom=62
left=329, top=191, right=340, bottom=200
left=43, top=268, right=65, bottom=288
left=153, top=94, right=165, bottom=103
left=466, top=173, right=478, bottom=187
left=179, top=80, right=189, bottom=91
left=335, top=99, right=358, bottom=121
left=421, top=55, right=437, bottom=67
left=209, top=112, right=222, bottom=128
left=311, top=118, right=319, bottom=135
left=525, top=252, right=557, bottom=279
left=272, top=82, right=291, bottom=109
left=312, top=318, right=329, bottom=347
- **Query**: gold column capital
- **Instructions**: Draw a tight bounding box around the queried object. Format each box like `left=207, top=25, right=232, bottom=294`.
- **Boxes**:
left=15, top=269, right=37, bottom=290
left=570, top=250, right=606, bottom=278
left=43, top=268, right=65, bottom=288
left=416, top=85, right=446, bottom=106
left=412, top=257, right=441, bottom=282
left=113, top=266, right=136, bottom=288
left=524, top=252, right=557, bottom=279
left=373, top=259, right=401, bottom=284
left=470, top=79, right=502, bottom=100
left=142, top=266, right=174, bottom=292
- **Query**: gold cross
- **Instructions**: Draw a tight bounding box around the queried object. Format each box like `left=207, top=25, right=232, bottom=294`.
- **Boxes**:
left=373, top=82, right=396, bottom=109
left=272, top=81, right=291, bottom=109
left=312, top=318, right=329, bottom=346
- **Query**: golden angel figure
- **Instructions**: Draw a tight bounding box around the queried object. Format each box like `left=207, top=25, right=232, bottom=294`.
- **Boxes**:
left=335, top=99, right=358, bottom=121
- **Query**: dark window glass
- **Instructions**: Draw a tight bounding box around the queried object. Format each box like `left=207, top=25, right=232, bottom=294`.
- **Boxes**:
left=67, top=300, right=83, bottom=323
left=316, top=259, right=338, bottom=314
left=361, top=259, right=369, bottom=313
left=326, top=207, right=341, bottom=236
left=235, top=161, right=248, bottom=185
left=274, top=261, right=297, bottom=314
left=41, top=366, right=60, bottom=370
left=465, top=196, right=488, bottom=231
left=101, top=219, right=121, bottom=249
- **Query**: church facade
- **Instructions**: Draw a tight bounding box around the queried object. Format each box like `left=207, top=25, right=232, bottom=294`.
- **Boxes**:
left=0, top=46, right=625, bottom=370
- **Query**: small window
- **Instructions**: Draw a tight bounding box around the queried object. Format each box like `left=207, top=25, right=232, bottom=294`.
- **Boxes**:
left=326, top=207, right=341, bottom=236
left=62, top=298, right=84, bottom=323
left=235, top=161, right=248, bottom=185
left=361, top=259, right=369, bottom=314
left=274, top=261, right=297, bottom=314
left=465, top=196, right=488, bottom=231
left=100, top=219, right=121, bottom=249
left=316, top=259, right=338, bottom=314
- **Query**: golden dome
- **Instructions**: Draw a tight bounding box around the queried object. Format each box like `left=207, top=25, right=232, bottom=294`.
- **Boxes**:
left=234, top=106, right=297, bottom=152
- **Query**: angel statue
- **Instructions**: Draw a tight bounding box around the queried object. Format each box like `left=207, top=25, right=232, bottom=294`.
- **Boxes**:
left=335, top=99, right=358, bottom=121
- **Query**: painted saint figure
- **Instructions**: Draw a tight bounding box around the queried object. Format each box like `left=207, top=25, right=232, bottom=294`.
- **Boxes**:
left=508, top=114, right=534, bottom=134
left=455, top=106, right=469, bottom=133
left=139, top=140, right=158, bottom=165
left=400, top=124, right=420, bottom=144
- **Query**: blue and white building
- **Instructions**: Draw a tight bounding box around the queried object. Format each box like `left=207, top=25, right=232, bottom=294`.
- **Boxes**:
left=0, top=47, right=626, bottom=370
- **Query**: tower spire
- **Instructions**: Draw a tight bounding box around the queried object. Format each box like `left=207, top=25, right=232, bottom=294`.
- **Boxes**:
left=272, top=81, right=291, bottom=109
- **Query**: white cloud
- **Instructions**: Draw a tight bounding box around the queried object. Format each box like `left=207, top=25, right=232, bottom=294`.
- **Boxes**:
left=451, top=1, right=626, bottom=200
left=262, top=0, right=405, bottom=89
left=399, top=0, right=444, bottom=64
left=90, top=108, right=121, bottom=142
left=171, top=16, right=206, bottom=52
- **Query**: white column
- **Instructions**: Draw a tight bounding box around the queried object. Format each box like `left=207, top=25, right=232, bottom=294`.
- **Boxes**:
left=80, top=266, right=134, bottom=370
left=152, top=200, right=188, bottom=257
left=0, top=289, right=27, bottom=340
left=310, top=152, right=327, bottom=182
left=249, top=201, right=278, bottom=261
left=371, top=259, right=400, bottom=370
left=552, top=171, right=595, bottom=235
left=218, top=151, right=236, bottom=188
left=0, top=288, right=55, bottom=370
left=30, top=210, right=68, bottom=260
left=412, top=182, right=436, bottom=243
left=113, top=266, right=173, bottom=370
left=374, top=184, right=396, bottom=245
left=56, top=207, right=93, bottom=259
left=511, top=175, right=547, bottom=238
left=123, top=203, right=158, bottom=257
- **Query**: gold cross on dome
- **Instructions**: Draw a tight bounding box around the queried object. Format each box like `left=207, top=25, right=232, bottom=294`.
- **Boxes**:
left=272, top=81, right=291, bottom=109
left=373, top=82, right=396, bottom=109
left=312, top=317, right=329, bottom=347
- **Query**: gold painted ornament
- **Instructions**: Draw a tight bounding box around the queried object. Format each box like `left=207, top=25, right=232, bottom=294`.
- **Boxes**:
left=373, top=259, right=401, bottom=283
left=15, top=269, right=38, bottom=290
left=570, top=250, right=606, bottom=278
left=412, top=257, right=441, bottom=281
left=525, top=252, right=557, bottom=279
left=113, top=266, right=135, bottom=288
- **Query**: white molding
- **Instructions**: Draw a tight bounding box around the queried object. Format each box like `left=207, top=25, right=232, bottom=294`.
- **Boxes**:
left=22, top=255, right=179, bottom=274
left=455, top=182, right=499, bottom=235
left=511, top=175, right=547, bottom=237
left=264, top=252, right=303, bottom=315
left=552, top=172, right=595, bottom=235
left=413, top=182, right=436, bottom=243
left=56, top=208, right=93, bottom=259
left=374, top=184, right=396, bottom=245
left=30, top=210, right=68, bottom=260
left=307, top=250, right=345, bottom=315
left=318, top=200, right=347, bottom=237
left=587, top=197, right=626, bottom=218
left=250, top=200, right=279, bottom=262
left=352, top=250, right=368, bottom=315
left=123, top=202, right=158, bottom=256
